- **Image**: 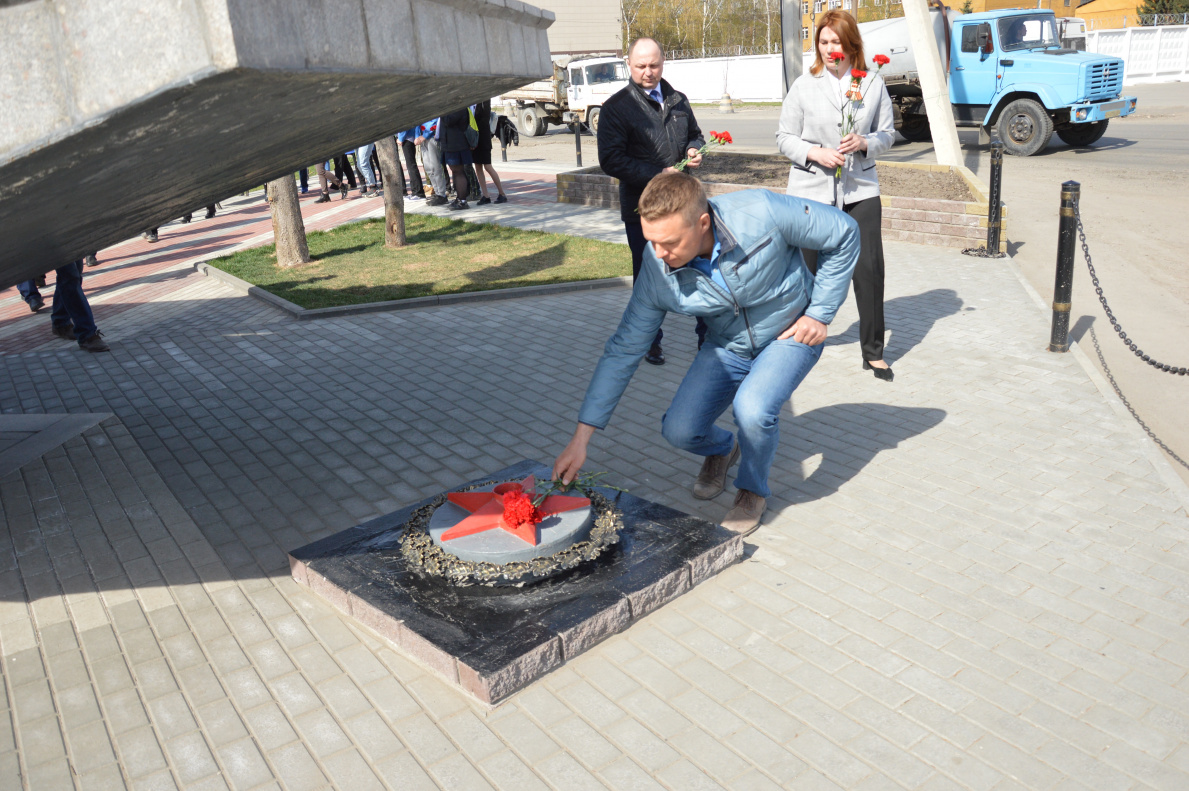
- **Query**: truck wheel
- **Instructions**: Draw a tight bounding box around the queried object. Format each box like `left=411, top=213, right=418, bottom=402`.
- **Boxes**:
left=1056, top=120, right=1108, bottom=148
left=996, top=99, right=1054, bottom=157
left=899, top=115, right=932, bottom=143
left=518, top=106, right=546, bottom=137
left=587, top=107, right=601, bottom=137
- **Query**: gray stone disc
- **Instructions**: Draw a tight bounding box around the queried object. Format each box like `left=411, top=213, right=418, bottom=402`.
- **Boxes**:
left=428, top=483, right=594, bottom=564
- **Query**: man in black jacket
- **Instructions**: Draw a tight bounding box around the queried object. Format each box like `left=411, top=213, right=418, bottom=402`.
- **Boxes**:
left=598, top=36, right=706, bottom=366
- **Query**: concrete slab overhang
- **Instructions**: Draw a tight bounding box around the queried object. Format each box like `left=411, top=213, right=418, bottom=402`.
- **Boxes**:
left=0, top=0, right=554, bottom=289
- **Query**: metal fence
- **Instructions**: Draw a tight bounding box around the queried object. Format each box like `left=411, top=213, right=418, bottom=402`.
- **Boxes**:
left=668, top=45, right=777, bottom=60
left=1088, top=14, right=1189, bottom=29
left=1139, top=13, right=1189, bottom=26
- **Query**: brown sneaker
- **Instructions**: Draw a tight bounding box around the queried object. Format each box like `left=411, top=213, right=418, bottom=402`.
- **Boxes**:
left=692, top=441, right=740, bottom=500
left=721, top=489, right=765, bottom=536
left=51, top=324, right=76, bottom=341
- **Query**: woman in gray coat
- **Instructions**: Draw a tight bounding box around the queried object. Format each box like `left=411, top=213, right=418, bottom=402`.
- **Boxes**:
left=777, top=9, right=896, bottom=380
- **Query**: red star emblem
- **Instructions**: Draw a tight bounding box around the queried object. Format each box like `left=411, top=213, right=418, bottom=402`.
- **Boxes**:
left=439, top=475, right=590, bottom=546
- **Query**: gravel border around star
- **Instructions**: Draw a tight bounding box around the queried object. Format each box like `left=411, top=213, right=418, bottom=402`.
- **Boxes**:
left=396, top=479, right=625, bottom=587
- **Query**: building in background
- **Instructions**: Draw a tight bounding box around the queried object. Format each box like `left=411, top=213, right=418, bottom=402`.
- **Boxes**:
left=962, top=0, right=1082, bottom=16
left=1074, top=0, right=1143, bottom=29
left=542, top=0, right=623, bottom=54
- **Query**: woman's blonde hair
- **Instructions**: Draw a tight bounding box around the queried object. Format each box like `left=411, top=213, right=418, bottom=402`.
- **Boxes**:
left=810, top=10, right=867, bottom=76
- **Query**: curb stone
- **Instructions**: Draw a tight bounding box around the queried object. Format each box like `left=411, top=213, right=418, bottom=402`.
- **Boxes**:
left=1002, top=253, right=1189, bottom=513
left=194, top=261, right=633, bottom=319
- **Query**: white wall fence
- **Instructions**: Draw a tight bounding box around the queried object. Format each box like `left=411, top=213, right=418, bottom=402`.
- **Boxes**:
left=1086, top=25, right=1189, bottom=85
left=662, top=29, right=1185, bottom=102
left=662, top=54, right=807, bottom=103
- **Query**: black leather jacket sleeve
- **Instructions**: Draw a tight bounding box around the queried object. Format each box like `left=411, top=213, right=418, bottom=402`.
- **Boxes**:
left=597, top=106, right=665, bottom=190
left=683, top=100, right=706, bottom=155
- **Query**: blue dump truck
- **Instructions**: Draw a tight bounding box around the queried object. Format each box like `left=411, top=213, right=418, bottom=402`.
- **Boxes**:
left=860, top=8, right=1137, bottom=156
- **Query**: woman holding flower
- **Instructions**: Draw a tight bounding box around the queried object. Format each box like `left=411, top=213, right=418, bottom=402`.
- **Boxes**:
left=777, top=10, right=897, bottom=381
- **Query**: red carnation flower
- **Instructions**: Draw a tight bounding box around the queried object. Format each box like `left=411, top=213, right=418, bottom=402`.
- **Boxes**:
left=851, top=69, right=867, bottom=80
left=828, top=51, right=845, bottom=62
left=873, top=54, right=890, bottom=66
left=711, top=130, right=733, bottom=144
left=502, top=490, right=541, bottom=528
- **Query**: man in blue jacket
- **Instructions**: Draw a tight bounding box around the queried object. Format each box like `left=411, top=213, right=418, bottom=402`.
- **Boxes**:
left=553, top=172, right=859, bottom=535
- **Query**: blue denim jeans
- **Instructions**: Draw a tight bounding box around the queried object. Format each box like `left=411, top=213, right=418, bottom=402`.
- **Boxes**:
left=17, top=279, right=41, bottom=304
left=420, top=137, right=449, bottom=196
left=50, top=260, right=98, bottom=342
left=355, top=143, right=377, bottom=187
left=661, top=338, right=822, bottom=498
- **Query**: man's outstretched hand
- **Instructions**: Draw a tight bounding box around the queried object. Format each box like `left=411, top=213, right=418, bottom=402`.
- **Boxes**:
left=778, top=314, right=828, bottom=345
left=553, top=424, right=596, bottom=484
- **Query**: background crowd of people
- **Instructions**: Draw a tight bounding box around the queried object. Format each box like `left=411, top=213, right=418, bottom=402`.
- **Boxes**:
left=302, top=100, right=510, bottom=212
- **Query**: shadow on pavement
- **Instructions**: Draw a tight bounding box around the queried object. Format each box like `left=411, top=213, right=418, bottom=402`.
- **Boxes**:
left=774, top=402, right=948, bottom=506
left=826, top=288, right=963, bottom=364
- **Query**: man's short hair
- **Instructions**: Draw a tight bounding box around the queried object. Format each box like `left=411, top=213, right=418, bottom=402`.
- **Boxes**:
left=639, top=171, right=709, bottom=226
left=627, top=37, right=665, bottom=61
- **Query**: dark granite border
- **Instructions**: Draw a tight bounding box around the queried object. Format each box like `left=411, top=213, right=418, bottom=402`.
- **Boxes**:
left=289, top=460, right=744, bottom=704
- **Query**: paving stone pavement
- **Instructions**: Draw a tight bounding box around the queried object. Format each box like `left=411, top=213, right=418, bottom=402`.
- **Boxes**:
left=1, top=206, right=1189, bottom=790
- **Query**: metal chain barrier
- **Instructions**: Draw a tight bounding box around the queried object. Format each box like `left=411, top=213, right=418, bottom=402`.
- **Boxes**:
left=1088, top=328, right=1189, bottom=471
left=1075, top=204, right=1188, bottom=376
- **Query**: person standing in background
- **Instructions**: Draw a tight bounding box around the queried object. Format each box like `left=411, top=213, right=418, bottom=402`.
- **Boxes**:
left=597, top=36, right=706, bottom=366
left=416, top=118, right=450, bottom=207
left=355, top=142, right=380, bottom=197
left=777, top=10, right=896, bottom=381
left=471, top=100, right=507, bottom=205
left=439, top=108, right=473, bottom=211
left=397, top=128, right=425, bottom=201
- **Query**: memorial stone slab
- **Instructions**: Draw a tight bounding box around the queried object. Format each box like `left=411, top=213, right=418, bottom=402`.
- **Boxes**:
left=289, top=461, right=744, bottom=704
left=0, top=0, right=554, bottom=289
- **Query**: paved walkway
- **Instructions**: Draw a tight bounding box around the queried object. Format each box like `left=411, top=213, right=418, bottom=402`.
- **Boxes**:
left=1, top=177, right=1188, bottom=790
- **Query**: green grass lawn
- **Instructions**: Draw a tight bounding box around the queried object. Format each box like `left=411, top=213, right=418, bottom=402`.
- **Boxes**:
left=207, top=214, right=630, bottom=309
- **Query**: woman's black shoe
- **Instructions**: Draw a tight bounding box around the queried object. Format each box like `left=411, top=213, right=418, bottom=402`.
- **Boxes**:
left=863, top=360, right=894, bottom=381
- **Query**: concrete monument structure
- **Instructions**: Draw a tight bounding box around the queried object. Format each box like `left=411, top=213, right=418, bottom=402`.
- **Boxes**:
left=0, top=0, right=554, bottom=289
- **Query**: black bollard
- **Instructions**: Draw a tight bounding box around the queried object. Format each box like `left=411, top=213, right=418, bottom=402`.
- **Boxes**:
left=1049, top=180, right=1080, bottom=352
left=986, top=141, right=1004, bottom=254
left=572, top=119, right=583, bottom=167
left=501, top=137, right=508, bottom=163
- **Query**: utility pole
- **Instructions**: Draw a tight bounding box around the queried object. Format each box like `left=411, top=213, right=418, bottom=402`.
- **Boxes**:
left=781, top=0, right=805, bottom=94
left=901, top=0, right=962, bottom=167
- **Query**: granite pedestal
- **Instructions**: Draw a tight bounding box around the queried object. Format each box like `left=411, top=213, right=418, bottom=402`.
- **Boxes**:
left=289, top=461, right=744, bottom=705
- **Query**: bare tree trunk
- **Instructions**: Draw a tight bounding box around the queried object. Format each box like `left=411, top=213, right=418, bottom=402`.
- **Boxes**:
left=266, top=175, right=310, bottom=267
left=374, top=136, right=407, bottom=249
left=694, top=0, right=703, bottom=55
left=765, top=0, right=772, bottom=53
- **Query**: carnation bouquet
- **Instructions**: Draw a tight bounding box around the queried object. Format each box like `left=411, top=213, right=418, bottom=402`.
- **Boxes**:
left=833, top=53, right=891, bottom=178
left=674, top=130, right=733, bottom=172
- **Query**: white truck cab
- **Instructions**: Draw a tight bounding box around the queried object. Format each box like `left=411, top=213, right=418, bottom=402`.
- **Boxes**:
left=564, top=57, right=630, bottom=135
left=500, top=55, right=630, bottom=136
